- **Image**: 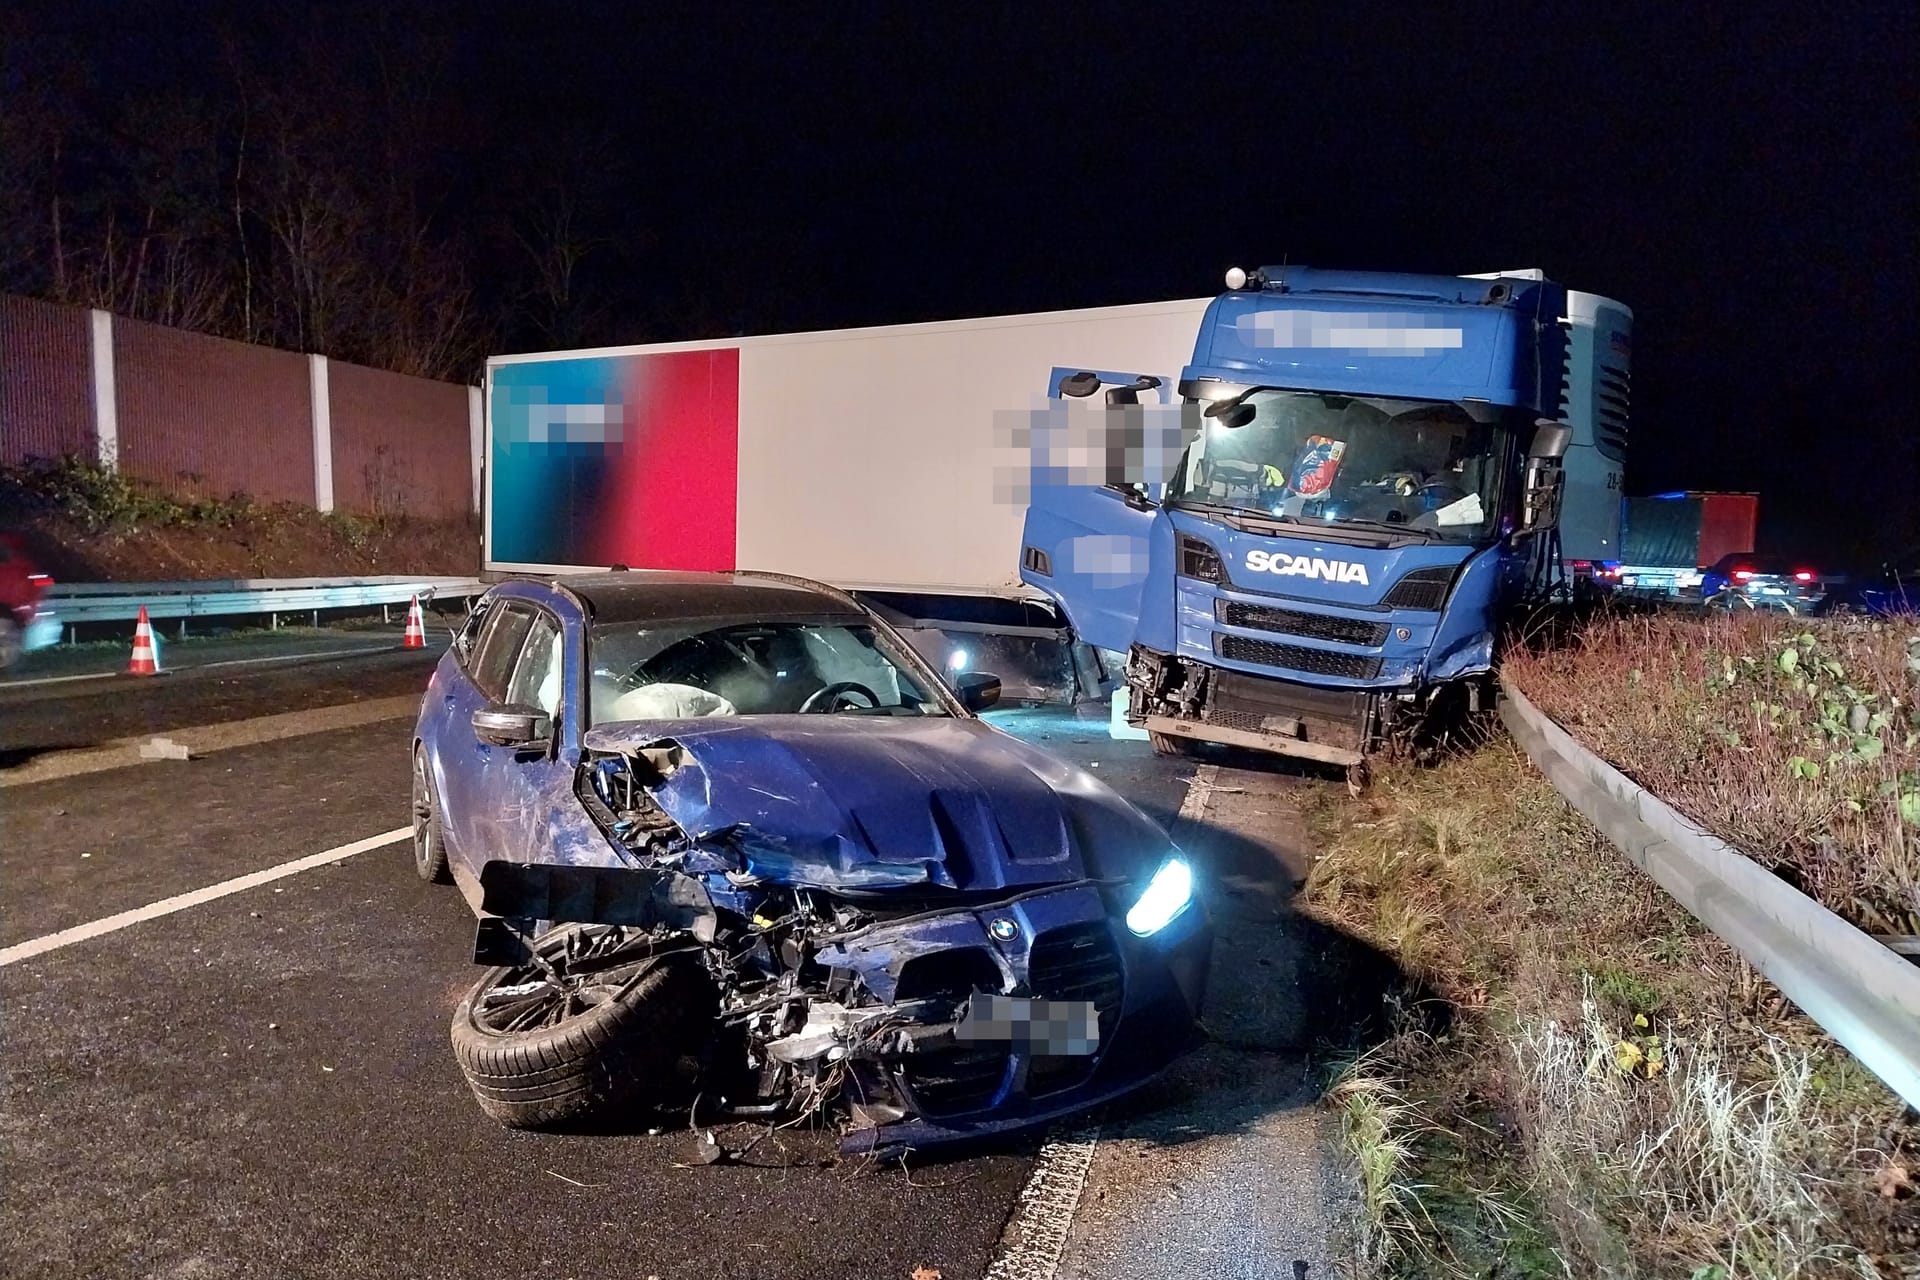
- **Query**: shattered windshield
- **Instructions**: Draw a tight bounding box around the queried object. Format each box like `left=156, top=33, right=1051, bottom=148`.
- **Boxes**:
left=587, top=619, right=948, bottom=724
left=1165, top=389, right=1513, bottom=542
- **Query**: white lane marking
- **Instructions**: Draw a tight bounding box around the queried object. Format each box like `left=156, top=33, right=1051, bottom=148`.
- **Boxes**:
left=984, top=1125, right=1101, bottom=1280
left=0, top=826, right=410, bottom=967
left=984, top=761, right=1223, bottom=1280
left=1, top=641, right=439, bottom=689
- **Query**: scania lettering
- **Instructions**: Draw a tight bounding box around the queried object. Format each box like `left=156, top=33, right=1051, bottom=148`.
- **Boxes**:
left=1243, top=551, right=1370, bottom=584
left=1018, top=265, right=1632, bottom=773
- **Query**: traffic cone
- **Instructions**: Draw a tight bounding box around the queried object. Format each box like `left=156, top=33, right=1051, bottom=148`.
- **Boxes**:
left=402, top=595, right=426, bottom=649
left=128, top=606, right=161, bottom=676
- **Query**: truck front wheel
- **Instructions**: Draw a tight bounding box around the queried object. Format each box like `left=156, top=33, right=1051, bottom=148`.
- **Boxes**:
left=1149, top=731, right=1196, bottom=757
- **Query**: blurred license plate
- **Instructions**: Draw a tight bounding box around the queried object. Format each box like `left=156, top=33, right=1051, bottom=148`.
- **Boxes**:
left=956, top=993, right=1099, bottom=1055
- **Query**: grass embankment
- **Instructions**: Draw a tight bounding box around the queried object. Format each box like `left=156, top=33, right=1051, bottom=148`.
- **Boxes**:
left=1507, top=613, right=1919, bottom=937
left=1306, top=613, right=1918, bottom=1277
left=1, top=457, right=478, bottom=580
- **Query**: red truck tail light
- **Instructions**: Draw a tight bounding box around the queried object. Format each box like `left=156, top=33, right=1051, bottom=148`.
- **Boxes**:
left=1732, top=569, right=1755, bottom=582
left=1794, top=570, right=1815, bottom=583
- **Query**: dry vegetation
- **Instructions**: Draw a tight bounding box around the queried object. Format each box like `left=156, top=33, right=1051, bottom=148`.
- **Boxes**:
left=0, top=458, right=478, bottom=581
left=1506, top=612, right=1920, bottom=936
left=1305, top=740, right=1917, bottom=1277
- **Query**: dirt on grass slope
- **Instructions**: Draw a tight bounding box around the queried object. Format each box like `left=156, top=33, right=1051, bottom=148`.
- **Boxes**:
left=1306, top=740, right=1917, bottom=1278
left=1, top=461, right=479, bottom=581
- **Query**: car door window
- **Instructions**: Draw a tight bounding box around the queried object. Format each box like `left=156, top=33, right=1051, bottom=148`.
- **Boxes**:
left=471, top=603, right=535, bottom=701
left=505, top=613, right=563, bottom=717
left=453, top=595, right=495, bottom=668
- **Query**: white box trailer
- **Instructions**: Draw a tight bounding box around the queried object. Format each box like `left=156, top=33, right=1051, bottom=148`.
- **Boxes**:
left=482, top=299, right=1212, bottom=595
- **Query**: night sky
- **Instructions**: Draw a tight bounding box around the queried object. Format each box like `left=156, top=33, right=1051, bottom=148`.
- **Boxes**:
left=12, top=2, right=1917, bottom=566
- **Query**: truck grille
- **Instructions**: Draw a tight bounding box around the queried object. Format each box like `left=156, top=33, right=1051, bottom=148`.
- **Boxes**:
left=1025, top=922, right=1125, bottom=1096
left=1217, top=634, right=1383, bottom=680
left=1217, top=600, right=1388, bottom=646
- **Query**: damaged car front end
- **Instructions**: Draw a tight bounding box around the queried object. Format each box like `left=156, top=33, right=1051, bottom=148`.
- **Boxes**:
left=458, top=718, right=1209, bottom=1153
left=422, top=572, right=1210, bottom=1154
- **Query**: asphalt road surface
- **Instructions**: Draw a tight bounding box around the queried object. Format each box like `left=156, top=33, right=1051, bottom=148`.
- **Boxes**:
left=1, top=644, right=1382, bottom=1279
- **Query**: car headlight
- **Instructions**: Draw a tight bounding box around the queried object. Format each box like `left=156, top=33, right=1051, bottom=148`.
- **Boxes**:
left=1125, top=856, right=1194, bottom=937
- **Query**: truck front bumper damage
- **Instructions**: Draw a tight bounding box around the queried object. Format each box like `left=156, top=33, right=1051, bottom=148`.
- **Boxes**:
left=1127, top=644, right=1382, bottom=766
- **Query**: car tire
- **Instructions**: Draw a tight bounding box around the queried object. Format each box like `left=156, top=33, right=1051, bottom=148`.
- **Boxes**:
left=0, top=616, right=21, bottom=671
left=450, top=927, right=717, bottom=1131
left=1148, top=731, right=1194, bottom=757
left=410, top=745, right=453, bottom=884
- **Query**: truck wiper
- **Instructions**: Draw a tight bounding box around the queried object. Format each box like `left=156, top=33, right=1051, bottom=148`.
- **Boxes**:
left=1318, top=518, right=1446, bottom=543
left=1165, top=498, right=1266, bottom=520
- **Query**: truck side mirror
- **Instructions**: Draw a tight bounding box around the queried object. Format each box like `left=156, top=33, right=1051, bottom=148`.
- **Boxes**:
left=1058, top=371, right=1101, bottom=398
left=1528, top=419, right=1573, bottom=460
left=1520, top=458, right=1566, bottom=532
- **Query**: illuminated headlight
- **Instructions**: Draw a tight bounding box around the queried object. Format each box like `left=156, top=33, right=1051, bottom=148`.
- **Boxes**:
left=1125, top=857, right=1194, bottom=937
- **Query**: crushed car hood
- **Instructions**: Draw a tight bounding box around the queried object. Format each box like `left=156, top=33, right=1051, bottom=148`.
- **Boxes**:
left=581, top=716, right=1168, bottom=892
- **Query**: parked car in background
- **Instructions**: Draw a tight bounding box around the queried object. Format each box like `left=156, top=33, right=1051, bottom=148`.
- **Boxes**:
left=0, top=534, right=58, bottom=670
left=1823, top=558, right=1919, bottom=617
left=1698, top=552, right=1825, bottom=613
left=412, top=569, right=1210, bottom=1153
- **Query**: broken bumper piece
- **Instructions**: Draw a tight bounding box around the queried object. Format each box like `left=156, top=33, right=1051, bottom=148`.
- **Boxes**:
left=837, top=891, right=1210, bottom=1155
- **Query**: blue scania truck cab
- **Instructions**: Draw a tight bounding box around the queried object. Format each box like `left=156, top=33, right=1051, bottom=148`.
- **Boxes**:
left=1018, top=265, right=1632, bottom=769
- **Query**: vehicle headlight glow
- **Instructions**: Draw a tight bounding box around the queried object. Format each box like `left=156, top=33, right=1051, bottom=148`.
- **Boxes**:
left=1125, top=856, right=1194, bottom=937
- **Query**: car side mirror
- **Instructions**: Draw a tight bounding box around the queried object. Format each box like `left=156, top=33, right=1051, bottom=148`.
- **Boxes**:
left=953, top=671, right=1002, bottom=712
left=472, top=702, right=552, bottom=750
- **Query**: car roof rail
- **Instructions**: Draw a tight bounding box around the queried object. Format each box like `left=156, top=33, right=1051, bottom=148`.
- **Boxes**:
left=731, top=568, right=865, bottom=613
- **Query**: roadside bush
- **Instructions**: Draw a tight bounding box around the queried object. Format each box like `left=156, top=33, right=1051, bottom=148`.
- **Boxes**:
left=0, top=455, right=478, bottom=579
left=1304, top=747, right=1916, bottom=1278
left=1506, top=613, right=1920, bottom=936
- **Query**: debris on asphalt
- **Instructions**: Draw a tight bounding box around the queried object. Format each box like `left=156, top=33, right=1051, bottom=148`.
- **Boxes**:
left=686, top=1131, right=730, bottom=1166
left=911, top=1266, right=943, bottom=1280
left=544, top=1169, right=607, bottom=1189
left=138, top=736, right=192, bottom=761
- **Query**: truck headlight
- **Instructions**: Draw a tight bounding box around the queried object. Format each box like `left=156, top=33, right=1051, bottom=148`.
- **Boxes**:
left=1125, top=857, right=1194, bottom=937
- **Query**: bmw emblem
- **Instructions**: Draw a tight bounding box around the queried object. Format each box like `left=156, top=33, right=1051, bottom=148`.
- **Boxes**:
left=989, top=917, right=1020, bottom=942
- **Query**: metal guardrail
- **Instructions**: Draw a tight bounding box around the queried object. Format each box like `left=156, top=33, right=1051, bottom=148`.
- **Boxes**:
left=43, top=576, right=485, bottom=627
left=1500, top=677, right=1920, bottom=1112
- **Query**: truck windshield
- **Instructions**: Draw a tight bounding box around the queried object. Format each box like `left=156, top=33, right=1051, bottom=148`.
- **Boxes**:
left=1165, top=389, right=1511, bottom=542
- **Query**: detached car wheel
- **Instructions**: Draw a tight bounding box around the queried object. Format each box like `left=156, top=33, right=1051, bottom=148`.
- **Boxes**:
left=450, top=926, right=718, bottom=1130
left=410, top=746, right=452, bottom=884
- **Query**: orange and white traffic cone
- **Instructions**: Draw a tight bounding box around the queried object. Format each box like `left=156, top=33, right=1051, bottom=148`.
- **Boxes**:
left=128, top=606, right=161, bottom=676
left=402, top=595, right=426, bottom=649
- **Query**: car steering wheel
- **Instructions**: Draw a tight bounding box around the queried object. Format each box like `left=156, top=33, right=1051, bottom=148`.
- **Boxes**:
left=798, top=681, right=880, bottom=713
